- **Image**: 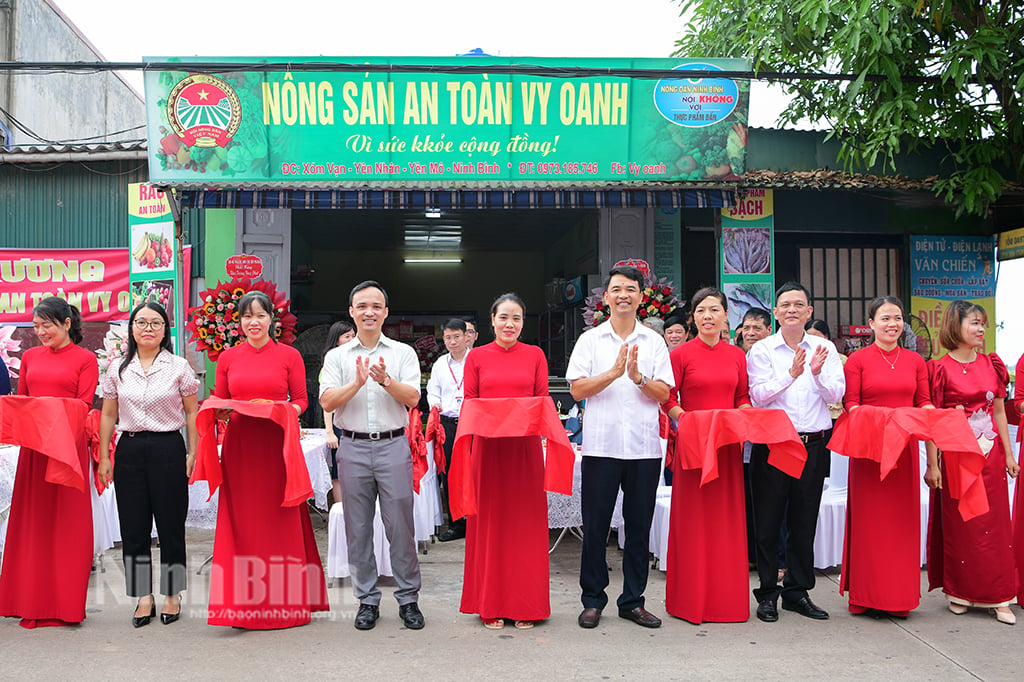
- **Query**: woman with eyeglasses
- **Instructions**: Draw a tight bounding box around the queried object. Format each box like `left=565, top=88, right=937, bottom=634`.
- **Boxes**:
left=97, top=302, right=199, bottom=627
left=0, top=298, right=97, bottom=628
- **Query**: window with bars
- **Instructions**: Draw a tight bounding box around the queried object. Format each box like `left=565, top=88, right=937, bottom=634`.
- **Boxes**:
left=799, top=247, right=901, bottom=334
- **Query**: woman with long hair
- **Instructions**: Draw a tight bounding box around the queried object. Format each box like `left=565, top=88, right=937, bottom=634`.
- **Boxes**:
left=926, top=300, right=1018, bottom=625
left=206, top=290, right=328, bottom=629
left=0, top=298, right=97, bottom=628
left=839, top=296, right=932, bottom=617
left=98, top=302, right=199, bottom=627
left=459, top=293, right=552, bottom=630
left=663, top=287, right=752, bottom=624
left=320, top=320, right=355, bottom=507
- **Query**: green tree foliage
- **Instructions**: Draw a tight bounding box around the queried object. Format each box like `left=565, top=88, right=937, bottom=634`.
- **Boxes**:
left=674, top=0, right=1024, bottom=216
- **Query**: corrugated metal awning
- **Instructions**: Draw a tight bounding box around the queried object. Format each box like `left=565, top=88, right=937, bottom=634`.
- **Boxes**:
left=180, top=187, right=734, bottom=210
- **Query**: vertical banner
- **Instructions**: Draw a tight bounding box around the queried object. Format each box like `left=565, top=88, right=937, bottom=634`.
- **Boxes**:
left=127, top=183, right=183, bottom=352
left=720, top=189, right=774, bottom=334
left=910, top=235, right=996, bottom=358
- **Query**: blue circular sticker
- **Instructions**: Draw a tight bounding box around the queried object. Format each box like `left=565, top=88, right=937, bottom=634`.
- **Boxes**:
left=653, top=63, right=739, bottom=128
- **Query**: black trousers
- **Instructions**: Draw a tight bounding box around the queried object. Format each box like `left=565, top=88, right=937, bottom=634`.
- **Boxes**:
left=580, top=457, right=661, bottom=611
left=113, top=430, right=189, bottom=597
left=750, top=435, right=829, bottom=604
left=438, top=416, right=465, bottom=530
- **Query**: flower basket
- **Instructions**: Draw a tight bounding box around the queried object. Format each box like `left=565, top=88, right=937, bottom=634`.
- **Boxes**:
left=184, top=277, right=297, bottom=361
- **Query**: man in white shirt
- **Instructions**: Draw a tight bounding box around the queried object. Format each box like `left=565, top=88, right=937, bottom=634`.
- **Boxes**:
left=746, top=282, right=845, bottom=623
left=464, top=319, right=478, bottom=350
left=566, top=265, right=673, bottom=630
left=320, top=281, right=425, bottom=632
left=426, top=318, right=469, bottom=542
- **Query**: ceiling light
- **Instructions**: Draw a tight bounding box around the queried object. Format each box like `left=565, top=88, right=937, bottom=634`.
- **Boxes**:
left=404, top=258, right=462, bottom=264
left=425, top=209, right=442, bottom=218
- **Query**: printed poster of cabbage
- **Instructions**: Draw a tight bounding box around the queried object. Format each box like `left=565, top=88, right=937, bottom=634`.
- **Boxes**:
left=725, top=282, right=773, bottom=333
left=723, top=227, right=770, bottom=275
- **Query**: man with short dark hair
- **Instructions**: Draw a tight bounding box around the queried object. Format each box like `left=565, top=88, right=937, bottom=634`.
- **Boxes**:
left=320, top=280, right=425, bottom=631
left=567, top=265, right=673, bottom=630
left=464, top=320, right=478, bottom=350
left=746, top=282, right=845, bottom=623
left=427, top=318, right=469, bottom=542
left=740, top=308, right=772, bottom=349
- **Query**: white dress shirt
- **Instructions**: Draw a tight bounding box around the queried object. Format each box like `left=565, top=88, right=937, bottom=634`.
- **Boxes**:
left=746, top=330, right=845, bottom=433
left=319, top=334, right=421, bottom=432
left=566, top=321, right=673, bottom=460
left=426, top=352, right=466, bottom=418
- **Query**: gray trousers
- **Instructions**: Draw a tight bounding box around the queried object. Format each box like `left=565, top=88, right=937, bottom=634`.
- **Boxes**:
left=337, top=434, right=421, bottom=606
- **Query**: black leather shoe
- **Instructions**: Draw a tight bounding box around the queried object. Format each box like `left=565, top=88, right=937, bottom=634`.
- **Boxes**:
left=160, top=595, right=182, bottom=625
left=132, top=599, right=156, bottom=628
left=782, top=596, right=829, bottom=620
left=354, top=603, right=380, bottom=630
left=756, top=599, right=779, bottom=622
left=438, top=527, right=465, bottom=542
left=399, top=602, right=425, bottom=630
left=578, top=607, right=602, bottom=629
left=618, top=606, right=662, bottom=628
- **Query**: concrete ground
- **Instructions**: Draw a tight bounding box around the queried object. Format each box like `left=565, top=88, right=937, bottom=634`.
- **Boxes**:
left=1, top=515, right=1019, bottom=681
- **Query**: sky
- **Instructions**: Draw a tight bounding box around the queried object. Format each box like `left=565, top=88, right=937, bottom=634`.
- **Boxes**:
left=53, top=0, right=790, bottom=127
left=51, top=0, right=1023, bottom=364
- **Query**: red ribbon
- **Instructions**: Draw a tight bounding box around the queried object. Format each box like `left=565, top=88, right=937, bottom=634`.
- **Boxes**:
left=192, top=397, right=311, bottom=507
left=675, top=408, right=806, bottom=486
left=828, top=405, right=989, bottom=521
left=425, top=405, right=447, bottom=472
left=0, top=395, right=90, bottom=491
left=449, top=396, right=574, bottom=519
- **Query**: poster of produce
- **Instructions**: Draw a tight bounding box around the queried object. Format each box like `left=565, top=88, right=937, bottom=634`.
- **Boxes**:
left=128, top=183, right=183, bottom=351
left=143, top=56, right=749, bottom=185
left=720, top=190, right=774, bottom=334
left=130, top=222, right=175, bottom=274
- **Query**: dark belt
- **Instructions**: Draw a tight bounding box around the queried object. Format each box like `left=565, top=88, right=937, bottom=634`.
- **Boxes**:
left=798, top=430, right=826, bottom=444
left=440, top=415, right=459, bottom=424
left=123, top=430, right=181, bottom=438
left=340, top=427, right=406, bottom=441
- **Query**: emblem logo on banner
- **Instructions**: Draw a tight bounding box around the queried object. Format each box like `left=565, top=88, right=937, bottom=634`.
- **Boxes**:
left=166, top=74, right=242, bottom=148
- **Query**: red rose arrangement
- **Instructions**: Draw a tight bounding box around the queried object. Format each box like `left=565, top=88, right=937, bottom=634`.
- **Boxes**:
left=185, top=277, right=297, bottom=361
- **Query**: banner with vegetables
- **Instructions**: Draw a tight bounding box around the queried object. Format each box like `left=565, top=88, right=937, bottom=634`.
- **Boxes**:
left=720, top=189, right=774, bottom=335
left=143, top=56, right=749, bottom=185
left=128, top=183, right=183, bottom=351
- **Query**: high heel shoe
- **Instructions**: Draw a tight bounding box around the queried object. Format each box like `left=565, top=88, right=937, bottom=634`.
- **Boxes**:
left=161, top=595, right=183, bottom=625
left=133, top=598, right=156, bottom=628
left=948, top=601, right=968, bottom=615
left=991, top=608, right=1016, bottom=625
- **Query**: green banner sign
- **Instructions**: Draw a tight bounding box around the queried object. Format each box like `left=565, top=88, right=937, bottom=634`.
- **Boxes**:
left=144, top=57, right=749, bottom=186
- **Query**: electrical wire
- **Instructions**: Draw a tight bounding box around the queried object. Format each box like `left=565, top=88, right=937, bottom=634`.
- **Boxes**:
left=0, top=60, right=949, bottom=85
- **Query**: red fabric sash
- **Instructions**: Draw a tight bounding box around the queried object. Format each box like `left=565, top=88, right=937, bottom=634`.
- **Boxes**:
left=425, top=406, right=447, bottom=472
left=85, top=408, right=116, bottom=494
left=192, top=397, right=312, bottom=507
left=828, top=405, right=989, bottom=520
left=0, top=395, right=89, bottom=491
left=407, top=407, right=428, bottom=494
left=676, top=408, right=806, bottom=486
left=449, top=396, right=574, bottom=519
